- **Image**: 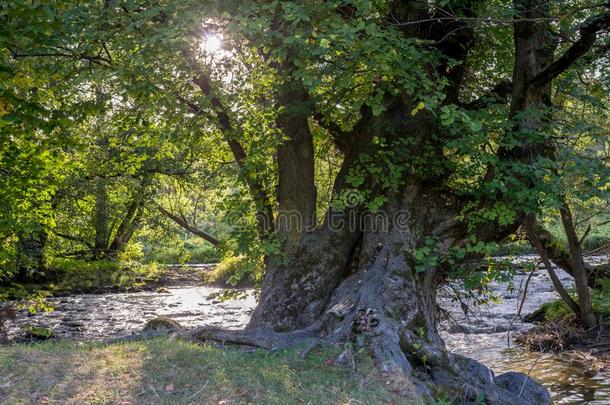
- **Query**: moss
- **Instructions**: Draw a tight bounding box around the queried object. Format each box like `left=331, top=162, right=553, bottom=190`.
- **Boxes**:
left=539, top=300, right=573, bottom=321
left=22, top=325, right=53, bottom=340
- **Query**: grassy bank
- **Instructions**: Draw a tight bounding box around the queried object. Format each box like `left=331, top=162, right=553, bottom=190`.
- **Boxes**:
left=0, top=338, right=405, bottom=404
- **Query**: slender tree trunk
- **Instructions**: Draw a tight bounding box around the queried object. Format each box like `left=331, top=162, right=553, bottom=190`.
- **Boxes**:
left=525, top=217, right=581, bottom=315
left=108, top=201, right=143, bottom=257
left=93, top=177, right=110, bottom=259
left=525, top=217, right=608, bottom=288
left=559, top=202, right=597, bottom=327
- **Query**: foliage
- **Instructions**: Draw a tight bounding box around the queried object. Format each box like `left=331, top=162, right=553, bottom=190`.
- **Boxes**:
left=0, top=0, right=608, bottom=305
left=0, top=259, right=163, bottom=297
left=203, top=255, right=261, bottom=287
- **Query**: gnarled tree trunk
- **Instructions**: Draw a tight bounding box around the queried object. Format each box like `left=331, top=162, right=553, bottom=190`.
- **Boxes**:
left=190, top=1, right=610, bottom=402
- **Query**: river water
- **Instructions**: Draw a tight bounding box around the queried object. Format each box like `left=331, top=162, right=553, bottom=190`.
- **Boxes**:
left=439, top=255, right=610, bottom=404
left=5, top=256, right=610, bottom=403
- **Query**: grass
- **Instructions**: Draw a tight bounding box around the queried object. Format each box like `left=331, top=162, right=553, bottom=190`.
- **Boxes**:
left=0, top=338, right=406, bottom=404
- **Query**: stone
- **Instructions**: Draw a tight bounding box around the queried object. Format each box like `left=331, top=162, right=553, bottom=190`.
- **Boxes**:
left=142, top=316, right=182, bottom=332
left=454, top=354, right=494, bottom=386
left=494, top=371, right=551, bottom=405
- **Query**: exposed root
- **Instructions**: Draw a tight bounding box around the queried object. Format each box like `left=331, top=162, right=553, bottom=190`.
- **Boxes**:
left=335, top=343, right=356, bottom=369
left=299, top=338, right=321, bottom=358
left=183, top=325, right=319, bottom=351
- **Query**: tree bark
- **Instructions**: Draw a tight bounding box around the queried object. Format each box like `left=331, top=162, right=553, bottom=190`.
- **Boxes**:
left=275, top=68, right=317, bottom=254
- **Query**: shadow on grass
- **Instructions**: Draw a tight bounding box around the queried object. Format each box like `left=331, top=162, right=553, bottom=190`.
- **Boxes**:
left=0, top=338, right=404, bottom=404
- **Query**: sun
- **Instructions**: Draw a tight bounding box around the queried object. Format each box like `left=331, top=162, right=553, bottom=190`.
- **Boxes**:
left=202, top=34, right=222, bottom=54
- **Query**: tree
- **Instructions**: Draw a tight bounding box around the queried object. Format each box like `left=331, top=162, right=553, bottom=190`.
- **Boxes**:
left=4, top=0, right=610, bottom=402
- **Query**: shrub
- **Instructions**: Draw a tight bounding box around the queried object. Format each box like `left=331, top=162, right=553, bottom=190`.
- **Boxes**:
left=44, top=258, right=162, bottom=293
left=203, top=255, right=261, bottom=287
left=539, top=300, right=573, bottom=321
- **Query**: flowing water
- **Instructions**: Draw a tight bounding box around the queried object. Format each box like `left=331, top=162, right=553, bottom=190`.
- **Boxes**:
left=440, top=255, right=610, bottom=404
left=5, top=256, right=610, bottom=403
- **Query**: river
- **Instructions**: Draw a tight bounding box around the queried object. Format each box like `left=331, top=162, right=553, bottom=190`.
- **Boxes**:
left=5, top=256, right=610, bottom=403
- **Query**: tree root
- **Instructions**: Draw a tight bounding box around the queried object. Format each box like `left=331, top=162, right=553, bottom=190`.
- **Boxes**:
left=181, top=325, right=320, bottom=351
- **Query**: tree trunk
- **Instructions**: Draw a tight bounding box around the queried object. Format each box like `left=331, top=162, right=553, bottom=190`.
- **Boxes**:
left=525, top=217, right=581, bottom=316
left=275, top=76, right=317, bottom=254
left=245, top=183, right=548, bottom=403
left=93, top=177, right=110, bottom=259
left=559, top=202, right=597, bottom=328
left=15, top=228, right=47, bottom=281
left=106, top=181, right=148, bottom=258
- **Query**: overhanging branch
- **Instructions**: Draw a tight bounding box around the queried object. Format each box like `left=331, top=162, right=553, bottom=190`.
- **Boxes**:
left=529, top=7, right=610, bottom=89
left=157, top=205, right=220, bottom=246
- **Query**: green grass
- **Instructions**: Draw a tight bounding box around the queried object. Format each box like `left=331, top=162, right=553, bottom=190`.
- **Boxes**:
left=0, top=338, right=407, bottom=404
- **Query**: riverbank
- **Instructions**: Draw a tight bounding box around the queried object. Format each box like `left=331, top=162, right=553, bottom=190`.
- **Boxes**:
left=440, top=255, right=610, bottom=403
left=0, top=261, right=217, bottom=300
left=515, top=302, right=610, bottom=376
left=0, top=338, right=404, bottom=404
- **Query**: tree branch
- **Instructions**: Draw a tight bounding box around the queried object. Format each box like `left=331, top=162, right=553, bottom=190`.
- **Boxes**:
left=461, top=80, right=512, bottom=110
left=181, top=55, right=274, bottom=238
left=52, top=231, right=93, bottom=248
left=529, top=7, right=610, bottom=89
left=157, top=205, right=220, bottom=246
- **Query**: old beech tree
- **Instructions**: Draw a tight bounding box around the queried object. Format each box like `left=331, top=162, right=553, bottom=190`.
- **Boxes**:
left=4, top=0, right=610, bottom=403
left=186, top=0, right=610, bottom=402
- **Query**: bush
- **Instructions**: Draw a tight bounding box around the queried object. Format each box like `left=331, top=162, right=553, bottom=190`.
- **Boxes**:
left=42, top=258, right=162, bottom=293
left=203, top=255, right=261, bottom=287
left=592, top=278, right=610, bottom=318
left=539, top=300, right=573, bottom=321
left=142, top=239, right=220, bottom=264
left=582, top=235, right=610, bottom=253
